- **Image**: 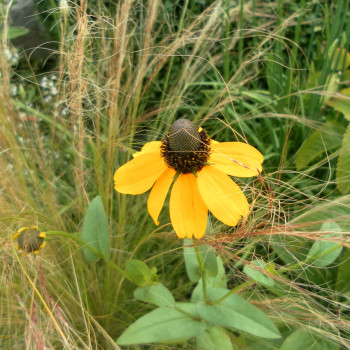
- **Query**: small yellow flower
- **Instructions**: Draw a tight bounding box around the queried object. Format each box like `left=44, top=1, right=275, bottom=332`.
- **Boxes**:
left=12, top=226, right=46, bottom=254
left=114, top=119, right=263, bottom=239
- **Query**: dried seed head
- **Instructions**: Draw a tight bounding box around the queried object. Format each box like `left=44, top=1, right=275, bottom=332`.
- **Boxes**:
left=168, top=119, right=201, bottom=152
left=161, top=119, right=211, bottom=174
left=13, top=226, right=46, bottom=254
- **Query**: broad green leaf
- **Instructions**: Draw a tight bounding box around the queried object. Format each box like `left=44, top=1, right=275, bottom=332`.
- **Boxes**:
left=307, top=236, right=342, bottom=267
left=337, top=124, right=350, bottom=194
left=7, top=27, right=29, bottom=39
left=82, top=196, right=110, bottom=262
left=321, top=221, right=342, bottom=232
left=184, top=238, right=201, bottom=282
left=116, top=306, right=206, bottom=345
left=327, top=88, right=350, bottom=121
left=336, top=248, right=350, bottom=292
left=307, top=222, right=342, bottom=267
left=175, top=302, right=202, bottom=318
left=191, top=257, right=227, bottom=302
left=134, top=283, right=175, bottom=307
left=196, top=287, right=281, bottom=339
left=295, top=120, right=345, bottom=170
left=243, top=260, right=275, bottom=287
left=280, top=328, right=339, bottom=350
left=196, top=326, right=233, bottom=350
left=126, top=259, right=154, bottom=287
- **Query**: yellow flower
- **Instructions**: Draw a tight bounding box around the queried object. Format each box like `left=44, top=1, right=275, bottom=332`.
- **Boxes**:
left=12, top=226, right=46, bottom=254
left=114, top=119, right=263, bottom=239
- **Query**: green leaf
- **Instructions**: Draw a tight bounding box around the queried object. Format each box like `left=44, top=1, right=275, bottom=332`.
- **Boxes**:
left=201, top=245, right=218, bottom=277
left=82, top=196, right=110, bottom=262
left=134, top=283, right=175, bottom=307
left=307, top=222, right=342, bottom=267
left=337, top=124, right=350, bottom=194
left=175, top=302, right=202, bottom=318
left=207, top=256, right=227, bottom=288
left=184, top=239, right=218, bottom=282
left=7, top=27, right=29, bottom=40
left=126, top=259, right=155, bottom=287
left=191, top=257, right=227, bottom=302
left=116, top=306, right=207, bottom=345
left=196, top=287, right=281, bottom=339
left=280, top=329, right=339, bottom=350
left=196, top=326, right=233, bottom=350
left=184, top=239, right=201, bottom=282
left=327, top=88, right=350, bottom=121
left=295, top=120, right=345, bottom=170
left=243, top=260, right=275, bottom=287
left=336, top=248, right=350, bottom=292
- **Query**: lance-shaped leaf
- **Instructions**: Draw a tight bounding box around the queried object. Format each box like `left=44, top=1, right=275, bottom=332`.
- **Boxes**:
left=82, top=196, right=110, bottom=262
left=280, top=328, right=339, bottom=350
left=243, top=260, right=275, bottom=287
left=196, top=287, right=281, bottom=339
left=117, top=304, right=206, bottom=345
left=196, top=326, right=234, bottom=350
left=134, top=283, right=175, bottom=307
left=307, top=222, right=342, bottom=267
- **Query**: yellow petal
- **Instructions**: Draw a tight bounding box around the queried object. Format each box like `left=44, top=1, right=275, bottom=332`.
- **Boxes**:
left=147, top=168, right=176, bottom=225
left=170, top=174, right=208, bottom=239
left=114, top=152, right=166, bottom=194
left=133, top=141, right=162, bottom=158
left=210, top=142, right=263, bottom=177
left=197, top=166, right=249, bottom=226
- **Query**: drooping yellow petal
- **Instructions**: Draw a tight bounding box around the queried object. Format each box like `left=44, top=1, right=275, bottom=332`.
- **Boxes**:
left=170, top=174, right=208, bottom=239
left=197, top=166, right=249, bottom=226
left=133, top=141, right=162, bottom=158
left=114, top=152, right=167, bottom=194
left=147, top=167, right=176, bottom=225
left=209, top=142, right=263, bottom=177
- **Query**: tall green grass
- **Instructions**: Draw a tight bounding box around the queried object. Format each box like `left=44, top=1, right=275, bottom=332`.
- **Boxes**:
left=1, top=0, right=350, bottom=348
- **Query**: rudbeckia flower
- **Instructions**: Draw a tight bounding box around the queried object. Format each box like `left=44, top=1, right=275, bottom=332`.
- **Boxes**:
left=12, top=226, right=46, bottom=254
left=114, top=119, right=263, bottom=239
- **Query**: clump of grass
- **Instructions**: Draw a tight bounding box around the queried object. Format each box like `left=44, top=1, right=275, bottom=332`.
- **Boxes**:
left=1, top=0, right=350, bottom=348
